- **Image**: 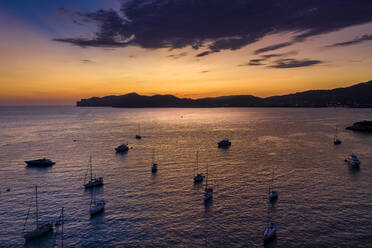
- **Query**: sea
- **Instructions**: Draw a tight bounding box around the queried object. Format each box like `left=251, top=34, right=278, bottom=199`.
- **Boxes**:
left=0, top=106, right=371, bottom=248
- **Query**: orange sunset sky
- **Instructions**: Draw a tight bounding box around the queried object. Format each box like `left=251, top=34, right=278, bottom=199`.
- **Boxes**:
left=1, top=1, right=372, bottom=105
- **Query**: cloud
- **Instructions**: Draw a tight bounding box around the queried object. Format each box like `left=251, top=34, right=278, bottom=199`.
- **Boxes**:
left=200, top=70, right=210, bottom=73
left=54, top=1, right=372, bottom=56
left=260, top=51, right=298, bottom=59
left=254, top=42, right=293, bottom=54
left=268, top=58, right=322, bottom=69
left=239, top=59, right=265, bottom=66
left=327, top=34, right=372, bottom=47
left=196, top=51, right=213, bottom=57
left=238, top=51, right=298, bottom=67
left=81, top=59, right=94, bottom=63
left=167, top=52, right=187, bottom=59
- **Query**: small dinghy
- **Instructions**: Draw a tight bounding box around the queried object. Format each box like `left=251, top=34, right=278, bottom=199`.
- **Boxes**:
left=115, top=144, right=129, bottom=153
left=345, top=153, right=360, bottom=168
left=218, top=138, right=231, bottom=148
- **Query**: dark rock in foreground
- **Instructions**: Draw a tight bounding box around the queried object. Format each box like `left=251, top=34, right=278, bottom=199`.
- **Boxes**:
left=346, top=121, right=372, bottom=132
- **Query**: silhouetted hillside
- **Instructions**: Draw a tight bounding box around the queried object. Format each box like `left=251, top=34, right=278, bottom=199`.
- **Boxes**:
left=77, top=80, right=372, bottom=108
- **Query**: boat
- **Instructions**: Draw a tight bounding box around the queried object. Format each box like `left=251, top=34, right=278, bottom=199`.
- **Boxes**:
left=54, top=207, right=64, bottom=247
left=23, top=185, right=53, bottom=242
left=25, top=158, right=55, bottom=167
left=135, top=124, right=142, bottom=139
left=218, top=138, right=231, bottom=148
left=151, top=149, right=158, bottom=173
left=193, top=151, right=204, bottom=183
left=90, top=187, right=105, bottom=216
left=263, top=197, right=277, bottom=244
left=84, top=155, right=103, bottom=189
left=204, top=163, right=213, bottom=202
left=345, top=153, right=360, bottom=167
left=269, top=170, right=279, bottom=202
left=334, top=127, right=342, bottom=145
left=263, top=221, right=277, bottom=243
left=115, top=144, right=129, bottom=153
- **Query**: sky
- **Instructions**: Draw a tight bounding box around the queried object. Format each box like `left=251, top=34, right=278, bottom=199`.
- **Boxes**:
left=0, top=0, right=372, bottom=105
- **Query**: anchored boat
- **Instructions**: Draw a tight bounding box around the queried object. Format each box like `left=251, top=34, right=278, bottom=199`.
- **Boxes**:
left=23, top=185, right=53, bottom=242
left=193, top=151, right=205, bottom=183
left=218, top=138, right=231, bottom=148
left=84, top=155, right=103, bottom=189
left=25, top=158, right=55, bottom=167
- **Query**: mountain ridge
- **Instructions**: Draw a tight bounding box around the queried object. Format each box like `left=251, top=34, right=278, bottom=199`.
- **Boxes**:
left=77, top=80, right=372, bottom=108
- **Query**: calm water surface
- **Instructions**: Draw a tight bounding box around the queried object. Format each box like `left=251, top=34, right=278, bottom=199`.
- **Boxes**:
left=0, top=107, right=371, bottom=247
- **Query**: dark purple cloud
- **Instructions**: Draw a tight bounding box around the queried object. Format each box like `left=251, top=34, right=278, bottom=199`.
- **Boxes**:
left=239, top=59, right=266, bottom=66
left=327, top=34, right=372, bottom=47
left=268, top=58, right=323, bottom=69
left=53, top=0, right=372, bottom=56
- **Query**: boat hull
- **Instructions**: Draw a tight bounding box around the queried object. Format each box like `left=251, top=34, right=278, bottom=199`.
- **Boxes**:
left=23, top=223, right=53, bottom=242
left=84, top=178, right=104, bottom=188
left=152, top=164, right=158, bottom=173
left=25, top=159, right=55, bottom=167
left=194, top=174, right=204, bottom=183
left=90, top=201, right=105, bottom=216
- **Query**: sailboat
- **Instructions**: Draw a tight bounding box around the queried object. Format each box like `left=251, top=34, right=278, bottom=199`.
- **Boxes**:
left=193, top=151, right=204, bottom=183
left=151, top=149, right=158, bottom=173
left=334, top=127, right=342, bottom=145
left=269, top=170, right=278, bottom=202
left=90, top=187, right=105, bottom=217
left=264, top=195, right=277, bottom=243
left=135, top=124, right=142, bottom=139
left=204, top=163, right=213, bottom=202
left=23, top=185, right=53, bottom=242
left=263, top=218, right=277, bottom=243
left=54, top=207, right=64, bottom=247
left=84, top=155, right=103, bottom=189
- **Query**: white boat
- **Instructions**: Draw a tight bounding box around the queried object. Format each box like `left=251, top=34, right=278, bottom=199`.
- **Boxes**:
left=151, top=149, right=158, bottom=173
left=269, top=170, right=278, bottom=202
left=115, top=144, right=129, bottom=153
left=90, top=187, right=105, bottom=217
left=345, top=154, right=360, bottom=167
left=263, top=221, right=277, bottom=243
left=84, top=155, right=104, bottom=189
left=90, top=200, right=105, bottom=216
left=218, top=138, right=231, bottom=148
left=193, top=151, right=204, bottom=183
left=23, top=185, right=53, bottom=242
left=204, top=163, right=213, bottom=202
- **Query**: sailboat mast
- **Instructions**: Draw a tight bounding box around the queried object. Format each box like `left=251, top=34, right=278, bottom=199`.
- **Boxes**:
left=205, top=163, right=208, bottom=189
left=138, top=124, right=140, bottom=135
left=152, top=149, right=155, bottom=164
left=61, top=207, right=64, bottom=248
left=196, top=151, right=199, bottom=174
left=35, top=185, right=39, bottom=228
left=89, top=155, right=93, bottom=180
